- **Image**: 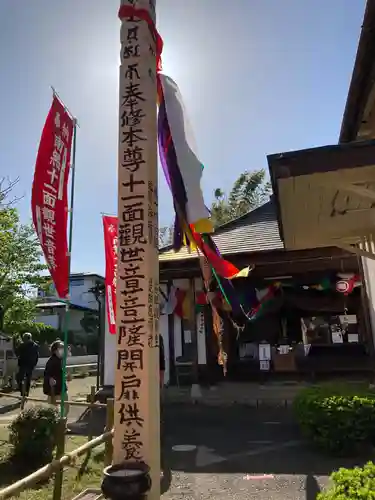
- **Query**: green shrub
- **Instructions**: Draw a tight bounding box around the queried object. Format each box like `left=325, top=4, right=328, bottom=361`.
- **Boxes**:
left=293, top=385, right=375, bottom=455
left=318, top=461, right=375, bottom=499
left=9, top=405, right=59, bottom=465
left=11, top=322, right=61, bottom=346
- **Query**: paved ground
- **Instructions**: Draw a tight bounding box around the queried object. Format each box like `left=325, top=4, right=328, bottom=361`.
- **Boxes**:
left=69, top=402, right=371, bottom=499
left=0, top=376, right=94, bottom=422
left=160, top=405, right=373, bottom=499
left=1, top=377, right=373, bottom=499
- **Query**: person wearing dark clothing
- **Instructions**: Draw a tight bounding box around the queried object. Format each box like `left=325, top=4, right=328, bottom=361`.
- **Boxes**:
left=16, top=332, right=39, bottom=396
left=43, top=340, right=69, bottom=416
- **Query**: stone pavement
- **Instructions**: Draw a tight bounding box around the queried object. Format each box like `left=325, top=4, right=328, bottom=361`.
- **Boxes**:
left=70, top=402, right=371, bottom=499
left=164, top=380, right=306, bottom=407
left=1, top=377, right=372, bottom=499
left=2, top=375, right=369, bottom=413
left=0, top=376, right=94, bottom=422
left=158, top=404, right=372, bottom=499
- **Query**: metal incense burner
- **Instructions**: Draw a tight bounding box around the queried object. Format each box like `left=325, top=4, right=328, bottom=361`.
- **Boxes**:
left=101, top=461, right=151, bottom=500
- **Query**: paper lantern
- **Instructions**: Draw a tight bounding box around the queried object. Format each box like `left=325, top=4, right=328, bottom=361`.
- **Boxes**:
left=336, top=279, right=354, bottom=295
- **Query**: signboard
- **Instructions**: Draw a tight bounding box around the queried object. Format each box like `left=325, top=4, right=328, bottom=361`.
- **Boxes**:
left=258, top=343, right=271, bottom=361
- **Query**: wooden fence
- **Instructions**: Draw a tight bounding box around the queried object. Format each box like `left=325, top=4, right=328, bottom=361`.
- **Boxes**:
left=0, top=386, right=114, bottom=500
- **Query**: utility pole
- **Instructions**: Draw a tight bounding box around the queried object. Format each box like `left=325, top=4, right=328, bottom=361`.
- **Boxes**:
left=88, top=282, right=105, bottom=390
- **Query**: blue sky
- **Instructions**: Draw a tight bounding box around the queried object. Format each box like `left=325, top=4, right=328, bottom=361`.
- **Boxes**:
left=0, top=0, right=366, bottom=276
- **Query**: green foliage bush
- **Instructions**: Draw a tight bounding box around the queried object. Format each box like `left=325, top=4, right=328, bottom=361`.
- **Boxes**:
left=293, top=384, right=375, bottom=455
left=318, top=461, right=375, bottom=499
left=9, top=406, right=59, bottom=465
left=11, top=322, right=61, bottom=346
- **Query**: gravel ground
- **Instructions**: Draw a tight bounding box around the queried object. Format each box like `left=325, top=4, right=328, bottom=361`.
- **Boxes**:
left=72, top=401, right=370, bottom=499
left=2, top=379, right=371, bottom=499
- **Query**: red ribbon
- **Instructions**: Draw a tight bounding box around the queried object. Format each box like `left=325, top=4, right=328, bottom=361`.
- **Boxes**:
left=118, top=5, right=164, bottom=72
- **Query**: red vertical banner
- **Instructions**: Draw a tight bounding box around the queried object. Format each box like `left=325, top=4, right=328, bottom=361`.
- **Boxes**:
left=31, top=96, right=74, bottom=299
left=103, top=216, right=118, bottom=335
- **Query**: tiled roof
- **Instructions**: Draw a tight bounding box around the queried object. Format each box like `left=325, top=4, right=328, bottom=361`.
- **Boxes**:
left=70, top=272, right=104, bottom=280
left=159, top=200, right=284, bottom=262
left=35, top=301, right=96, bottom=312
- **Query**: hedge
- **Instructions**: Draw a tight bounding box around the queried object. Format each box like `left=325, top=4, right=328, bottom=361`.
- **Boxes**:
left=318, top=461, right=375, bottom=499
left=9, top=406, right=59, bottom=466
left=293, top=384, right=375, bottom=455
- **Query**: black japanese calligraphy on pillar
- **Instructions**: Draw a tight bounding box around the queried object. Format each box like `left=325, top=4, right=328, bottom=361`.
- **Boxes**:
left=115, top=0, right=159, bottom=472
left=147, top=278, right=158, bottom=348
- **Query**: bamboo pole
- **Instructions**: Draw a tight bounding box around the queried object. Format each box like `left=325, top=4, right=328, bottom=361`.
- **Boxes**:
left=81, top=385, right=97, bottom=467
left=0, top=429, right=114, bottom=500
left=0, top=392, right=107, bottom=408
left=20, top=393, right=26, bottom=410
left=87, top=385, right=96, bottom=443
left=104, top=398, right=114, bottom=466
left=61, top=117, right=78, bottom=419
left=52, top=418, right=67, bottom=500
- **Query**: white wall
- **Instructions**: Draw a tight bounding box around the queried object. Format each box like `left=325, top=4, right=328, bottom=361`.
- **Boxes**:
left=102, top=277, right=207, bottom=387
left=70, top=277, right=98, bottom=310
left=38, top=275, right=101, bottom=310
left=35, top=314, right=59, bottom=329
left=104, top=308, right=116, bottom=386
left=173, top=278, right=207, bottom=365
left=361, top=257, right=375, bottom=347
left=196, top=310, right=206, bottom=365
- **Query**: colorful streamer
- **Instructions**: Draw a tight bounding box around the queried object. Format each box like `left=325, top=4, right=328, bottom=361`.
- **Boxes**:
left=158, top=74, right=213, bottom=246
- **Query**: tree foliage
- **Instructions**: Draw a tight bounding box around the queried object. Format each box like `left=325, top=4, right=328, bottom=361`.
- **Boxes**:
left=9, top=405, right=59, bottom=466
left=11, top=322, right=60, bottom=346
left=0, top=177, right=22, bottom=208
left=80, top=310, right=99, bottom=334
left=210, top=169, right=271, bottom=228
left=0, top=182, right=46, bottom=333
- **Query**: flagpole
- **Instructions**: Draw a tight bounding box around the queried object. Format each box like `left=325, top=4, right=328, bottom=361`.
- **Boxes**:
left=60, top=116, right=78, bottom=419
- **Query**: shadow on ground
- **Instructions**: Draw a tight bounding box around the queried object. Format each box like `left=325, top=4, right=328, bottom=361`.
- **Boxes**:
left=0, top=456, right=50, bottom=490
left=306, top=474, right=321, bottom=500
left=68, top=403, right=373, bottom=479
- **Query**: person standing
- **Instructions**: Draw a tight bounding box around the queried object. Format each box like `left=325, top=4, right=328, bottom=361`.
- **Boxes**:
left=43, top=340, right=69, bottom=416
left=16, top=332, right=39, bottom=397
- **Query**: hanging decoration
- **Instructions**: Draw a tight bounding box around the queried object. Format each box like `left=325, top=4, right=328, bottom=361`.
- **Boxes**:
left=199, top=254, right=228, bottom=374
left=196, top=291, right=208, bottom=306
left=157, top=70, right=252, bottom=370
left=154, top=29, right=363, bottom=370
left=158, top=74, right=213, bottom=243
left=302, top=277, right=331, bottom=291
left=161, top=285, right=178, bottom=315
left=102, top=216, right=118, bottom=335
left=31, top=96, right=74, bottom=299
left=336, top=274, right=360, bottom=295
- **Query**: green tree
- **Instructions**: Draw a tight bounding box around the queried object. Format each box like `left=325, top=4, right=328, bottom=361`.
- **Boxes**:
left=3, top=295, right=37, bottom=331
left=210, top=169, right=271, bottom=227
left=11, top=322, right=60, bottom=346
left=0, top=177, right=21, bottom=208
left=0, top=207, right=46, bottom=333
left=80, top=310, right=99, bottom=334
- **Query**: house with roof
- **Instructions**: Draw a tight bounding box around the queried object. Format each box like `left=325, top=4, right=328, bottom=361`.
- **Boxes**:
left=158, top=198, right=369, bottom=384
left=101, top=1, right=375, bottom=388
left=35, top=272, right=104, bottom=351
